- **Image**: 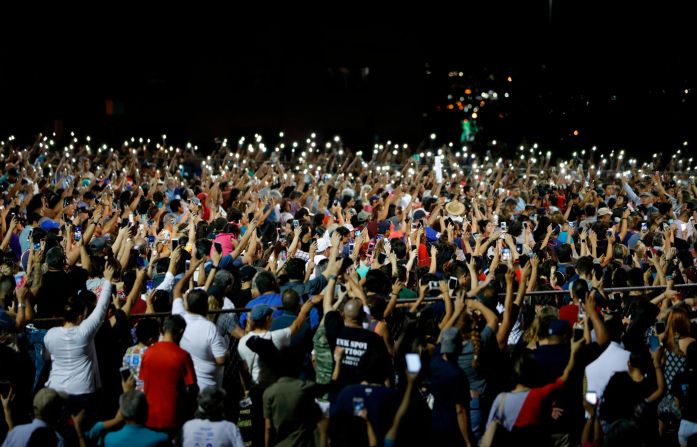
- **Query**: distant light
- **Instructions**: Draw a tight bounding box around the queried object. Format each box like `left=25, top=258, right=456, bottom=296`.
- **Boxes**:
left=471, top=112, right=478, bottom=119
left=684, top=141, right=688, bottom=146
left=334, top=136, right=340, bottom=142
left=492, top=140, right=497, bottom=145
left=279, top=132, right=284, bottom=138
left=430, top=133, right=436, bottom=140
left=507, top=76, right=512, bottom=82
left=504, top=92, right=509, bottom=98
left=573, top=130, right=579, bottom=136
left=311, top=133, right=316, bottom=138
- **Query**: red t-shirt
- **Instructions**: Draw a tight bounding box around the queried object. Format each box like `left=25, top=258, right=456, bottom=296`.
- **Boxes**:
left=141, top=341, right=197, bottom=429
left=515, top=378, right=565, bottom=428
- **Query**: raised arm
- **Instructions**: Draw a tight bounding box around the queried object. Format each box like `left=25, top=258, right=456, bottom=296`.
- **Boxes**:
left=79, top=266, right=115, bottom=338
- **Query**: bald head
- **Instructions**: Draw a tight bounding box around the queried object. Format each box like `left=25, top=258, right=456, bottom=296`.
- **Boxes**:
left=343, top=299, right=364, bottom=323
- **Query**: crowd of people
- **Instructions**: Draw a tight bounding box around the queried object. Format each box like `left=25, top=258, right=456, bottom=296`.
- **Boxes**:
left=0, top=132, right=696, bottom=447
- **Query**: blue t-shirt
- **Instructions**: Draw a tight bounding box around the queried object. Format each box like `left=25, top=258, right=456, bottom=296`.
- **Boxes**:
left=104, top=424, right=168, bottom=447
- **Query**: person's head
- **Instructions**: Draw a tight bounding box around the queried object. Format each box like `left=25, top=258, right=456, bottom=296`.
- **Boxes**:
left=557, top=244, right=572, bottom=263
left=33, top=388, right=65, bottom=426
left=195, top=387, right=226, bottom=421
left=539, top=319, right=570, bottom=345
left=284, top=258, right=306, bottom=281
left=512, top=349, right=537, bottom=387
left=603, top=419, right=642, bottom=446
left=364, top=269, right=391, bottom=295
left=252, top=270, right=278, bottom=295
left=45, top=246, right=65, bottom=270
left=281, top=289, right=301, bottom=315
left=605, top=315, right=625, bottom=344
left=666, top=306, right=692, bottom=352
left=134, top=318, right=160, bottom=347
left=62, top=294, right=88, bottom=324
left=366, top=295, right=387, bottom=321
left=151, top=290, right=172, bottom=313
left=250, top=304, right=274, bottom=330
left=597, top=207, right=612, bottom=224
left=639, top=191, right=653, bottom=207
left=186, top=288, right=209, bottom=316
left=342, top=298, right=365, bottom=325
left=163, top=314, right=187, bottom=344
left=575, top=256, right=594, bottom=279
left=570, top=279, right=589, bottom=302
left=238, top=265, right=257, bottom=285
left=119, top=390, right=149, bottom=425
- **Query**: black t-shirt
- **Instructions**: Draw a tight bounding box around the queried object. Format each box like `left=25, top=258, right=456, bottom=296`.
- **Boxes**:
left=429, top=355, right=470, bottom=435
left=671, top=371, right=697, bottom=423
left=532, top=344, right=570, bottom=387
left=600, top=371, right=654, bottom=424
left=324, top=311, right=390, bottom=387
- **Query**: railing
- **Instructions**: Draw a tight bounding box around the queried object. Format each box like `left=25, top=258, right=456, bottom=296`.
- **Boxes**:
left=27, top=283, right=696, bottom=326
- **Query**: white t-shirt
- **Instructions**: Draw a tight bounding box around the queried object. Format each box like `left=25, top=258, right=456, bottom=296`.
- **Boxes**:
left=238, top=328, right=292, bottom=385
left=172, top=298, right=229, bottom=389
left=44, top=280, right=111, bottom=395
left=585, top=341, right=630, bottom=400
left=181, top=419, right=245, bottom=447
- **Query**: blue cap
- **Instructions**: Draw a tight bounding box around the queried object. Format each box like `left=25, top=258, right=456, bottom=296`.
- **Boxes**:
left=425, top=227, right=440, bottom=242
left=250, top=304, right=273, bottom=321
left=40, top=220, right=60, bottom=232
left=547, top=319, right=571, bottom=337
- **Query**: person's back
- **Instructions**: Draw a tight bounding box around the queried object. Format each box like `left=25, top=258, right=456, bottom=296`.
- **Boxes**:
left=181, top=419, right=245, bottom=447
left=140, top=340, right=196, bottom=429
left=43, top=280, right=111, bottom=395
left=104, top=390, right=169, bottom=447
left=585, top=341, right=630, bottom=401
left=104, top=424, right=168, bottom=447
left=178, top=313, right=226, bottom=388
left=2, top=388, right=65, bottom=447
left=263, top=377, right=320, bottom=447
left=173, top=289, right=228, bottom=389
left=324, top=302, right=390, bottom=387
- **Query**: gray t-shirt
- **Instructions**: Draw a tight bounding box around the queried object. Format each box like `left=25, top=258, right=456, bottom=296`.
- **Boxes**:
left=457, top=325, right=495, bottom=393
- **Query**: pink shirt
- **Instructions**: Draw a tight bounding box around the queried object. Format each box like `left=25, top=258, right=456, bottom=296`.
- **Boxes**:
left=210, top=233, right=235, bottom=258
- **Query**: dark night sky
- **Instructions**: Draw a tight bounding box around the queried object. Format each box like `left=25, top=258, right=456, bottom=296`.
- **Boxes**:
left=0, top=4, right=694, bottom=156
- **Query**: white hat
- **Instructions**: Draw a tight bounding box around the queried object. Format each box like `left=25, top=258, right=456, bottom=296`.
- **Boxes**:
left=317, top=238, right=333, bottom=253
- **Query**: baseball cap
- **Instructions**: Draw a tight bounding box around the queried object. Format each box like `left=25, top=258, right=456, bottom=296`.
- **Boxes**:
left=440, top=327, right=462, bottom=354
left=639, top=191, right=653, bottom=198
left=377, top=220, right=391, bottom=234
left=40, top=219, right=61, bottom=232
left=239, top=265, right=257, bottom=282
left=413, top=209, right=428, bottom=220
left=597, top=207, right=612, bottom=217
left=250, top=304, right=274, bottom=321
left=547, top=319, right=571, bottom=338
left=357, top=211, right=370, bottom=223
left=89, top=237, right=108, bottom=252
left=317, top=238, right=333, bottom=253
